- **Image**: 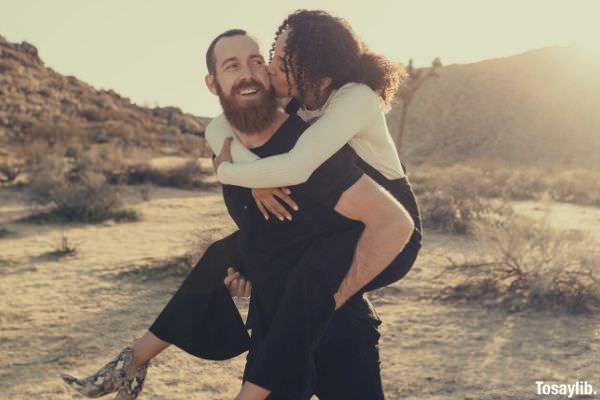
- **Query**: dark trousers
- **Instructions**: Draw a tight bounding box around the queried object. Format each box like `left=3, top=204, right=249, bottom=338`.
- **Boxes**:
left=246, top=303, right=385, bottom=400
left=149, top=176, right=421, bottom=396
left=242, top=225, right=421, bottom=398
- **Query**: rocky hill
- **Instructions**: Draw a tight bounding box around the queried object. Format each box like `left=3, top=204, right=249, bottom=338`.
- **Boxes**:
left=389, top=46, right=600, bottom=169
left=0, top=34, right=212, bottom=160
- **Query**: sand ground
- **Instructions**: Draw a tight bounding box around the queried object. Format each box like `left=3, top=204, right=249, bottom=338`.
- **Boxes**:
left=1, top=182, right=598, bottom=400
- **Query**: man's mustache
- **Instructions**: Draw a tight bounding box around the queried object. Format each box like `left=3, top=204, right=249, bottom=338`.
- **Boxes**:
left=231, top=79, right=267, bottom=93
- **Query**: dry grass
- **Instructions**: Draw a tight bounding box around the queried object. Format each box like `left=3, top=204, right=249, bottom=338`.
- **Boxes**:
left=437, top=210, right=600, bottom=313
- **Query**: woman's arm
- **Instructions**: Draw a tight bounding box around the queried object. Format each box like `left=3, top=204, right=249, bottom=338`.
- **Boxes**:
left=217, top=84, right=381, bottom=188
left=205, top=113, right=234, bottom=155
left=205, top=113, right=258, bottom=163
left=333, top=174, right=415, bottom=307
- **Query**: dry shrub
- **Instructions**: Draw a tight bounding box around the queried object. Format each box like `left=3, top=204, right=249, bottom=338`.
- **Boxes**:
left=108, top=159, right=209, bottom=189
left=547, top=169, right=600, bottom=206
left=27, top=151, right=136, bottom=223
left=0, top=161, right=22, bottom=184
left=80, top=107, right=108, bottom=122
left=438, top=211, right=600, bottom=313
left=411, top=166, right=500, bottom=234
left=411, top=165, right=599, bottom=233
left=25, top=122, right=88, bottom=147
left=0, top=60, right=16, bottom=73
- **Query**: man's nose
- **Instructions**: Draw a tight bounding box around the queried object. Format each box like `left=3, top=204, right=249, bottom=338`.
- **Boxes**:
left=239, top=63, right=255, bottom=80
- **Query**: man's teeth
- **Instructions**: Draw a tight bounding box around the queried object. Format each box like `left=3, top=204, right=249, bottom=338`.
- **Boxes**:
left=240, top=89, right=257, bottom=95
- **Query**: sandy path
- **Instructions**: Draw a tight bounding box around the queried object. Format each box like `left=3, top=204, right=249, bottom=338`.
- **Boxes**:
left=1, top=188, right=598, bottom=399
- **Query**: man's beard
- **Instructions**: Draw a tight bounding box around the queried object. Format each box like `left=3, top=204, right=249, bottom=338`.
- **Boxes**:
left=216, top=78, right=278, bottom=134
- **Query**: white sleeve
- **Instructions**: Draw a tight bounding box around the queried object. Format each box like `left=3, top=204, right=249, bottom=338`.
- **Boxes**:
left=204, top=113, right=235, bottom=155
left=217, top=84, right=381, bottom=188
left=206, top=113, right=263, bottom=164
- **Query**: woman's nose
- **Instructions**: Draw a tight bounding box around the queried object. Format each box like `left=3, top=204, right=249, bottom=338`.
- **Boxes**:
left=266, top=62, right=276, bottom=76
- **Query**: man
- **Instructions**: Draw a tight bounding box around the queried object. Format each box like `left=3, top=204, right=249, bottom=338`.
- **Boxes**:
left=60, top=29, right=415, bottom=400
left=202, top=30, right=414, bottom=400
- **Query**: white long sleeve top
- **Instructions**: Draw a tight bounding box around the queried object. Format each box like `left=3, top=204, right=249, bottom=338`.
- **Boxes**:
left=206, top=82, right=405, bottom=189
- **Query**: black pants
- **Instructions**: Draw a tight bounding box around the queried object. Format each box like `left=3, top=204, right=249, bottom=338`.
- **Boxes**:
left=149, top=176, right=421, bottom=396
left=245, top=302, right=385, bottom=400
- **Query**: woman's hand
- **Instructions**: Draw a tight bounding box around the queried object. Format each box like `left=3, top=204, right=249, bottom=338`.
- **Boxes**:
left=214, top=137, right=234, bottom=171
left=251, top=187, right=299, bottom=221
left=223, top=267, right=252, bottom=298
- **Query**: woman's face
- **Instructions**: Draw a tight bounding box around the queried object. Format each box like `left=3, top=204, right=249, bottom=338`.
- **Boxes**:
left=267, top=29, right=298, bottom=99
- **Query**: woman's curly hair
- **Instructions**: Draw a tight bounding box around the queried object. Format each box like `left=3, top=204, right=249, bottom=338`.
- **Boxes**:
left=270, top=9, right=405, bottom=110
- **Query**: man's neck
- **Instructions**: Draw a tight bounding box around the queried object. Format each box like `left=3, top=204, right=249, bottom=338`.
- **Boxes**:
left=234, top=110, right=289, bottom=149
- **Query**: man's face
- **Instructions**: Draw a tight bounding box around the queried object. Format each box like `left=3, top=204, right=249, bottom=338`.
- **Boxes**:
left=210, top=35, right=271, bottom=105
left=206, top=34, right=277, bottom=133
left=267, top=29, right=299, bottom=99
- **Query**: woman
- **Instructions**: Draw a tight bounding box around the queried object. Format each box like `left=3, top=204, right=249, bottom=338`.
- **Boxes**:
left=217, top=11, right=422, bottom=400
left=62, top=10, right=421, bottom=400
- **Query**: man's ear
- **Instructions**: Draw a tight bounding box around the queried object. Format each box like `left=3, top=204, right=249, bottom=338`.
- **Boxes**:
left=320, top=76, right=333, bottom=92
left=205, top=74, right=218, bottom=95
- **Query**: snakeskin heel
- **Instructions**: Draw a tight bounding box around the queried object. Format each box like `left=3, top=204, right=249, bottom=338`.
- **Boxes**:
left=114, top=360, right=150, bottom=400
left=60, top=346, right=134, bottom=398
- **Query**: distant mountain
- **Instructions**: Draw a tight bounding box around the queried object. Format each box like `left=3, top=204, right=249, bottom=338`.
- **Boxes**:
left=1, top=35, right=598, bottom=170
left=0, top=34, right=212, bottom=157
left=389, top=46, right=600, bottom=169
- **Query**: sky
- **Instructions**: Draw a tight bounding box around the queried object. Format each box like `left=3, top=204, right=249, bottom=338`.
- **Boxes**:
left=1, top=0, right=599, bottom=117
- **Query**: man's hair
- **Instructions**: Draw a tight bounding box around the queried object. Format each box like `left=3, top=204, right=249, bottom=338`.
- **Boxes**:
left=206, top=29, right=247, bottom=75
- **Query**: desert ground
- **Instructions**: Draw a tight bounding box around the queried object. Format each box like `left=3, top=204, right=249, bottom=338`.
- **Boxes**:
left=1, top=160, right=599, bottom=400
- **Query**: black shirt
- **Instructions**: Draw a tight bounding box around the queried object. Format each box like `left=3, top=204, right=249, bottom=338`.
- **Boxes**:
left=221, top=114, right=369, bottom=332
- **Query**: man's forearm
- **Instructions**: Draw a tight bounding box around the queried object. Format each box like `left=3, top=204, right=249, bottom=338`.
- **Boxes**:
left=335, top=219, right=413, bottom=306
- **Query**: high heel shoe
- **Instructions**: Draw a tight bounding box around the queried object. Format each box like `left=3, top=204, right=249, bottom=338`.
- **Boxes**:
left=114, top=360, right=150, bottom=400
left=60, top=346, right=134, bottom=398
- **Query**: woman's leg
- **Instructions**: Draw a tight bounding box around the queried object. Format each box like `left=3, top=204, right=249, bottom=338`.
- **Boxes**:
left=129, top=331, right=170, bottom=375
left=62, top=231, right=248, bottom=398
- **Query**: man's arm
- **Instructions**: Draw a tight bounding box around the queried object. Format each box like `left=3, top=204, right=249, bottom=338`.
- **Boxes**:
left=333, top=174, right=415, bottom=308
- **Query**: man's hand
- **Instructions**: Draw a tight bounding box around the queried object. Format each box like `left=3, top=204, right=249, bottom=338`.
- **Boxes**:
left=251, top=187, right=298, bottom=221
left=214, top=137, right=234, bottom=171
left=224, top=267, right=252, bottom=298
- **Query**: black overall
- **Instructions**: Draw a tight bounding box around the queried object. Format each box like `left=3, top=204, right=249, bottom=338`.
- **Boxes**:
left=149, top=112, right=422, bottom=399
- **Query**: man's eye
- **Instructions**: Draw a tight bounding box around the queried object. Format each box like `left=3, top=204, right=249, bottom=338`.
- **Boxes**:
left=254, top=59, right=264, bottom=65
left=226, top=63, right=238, bottom=70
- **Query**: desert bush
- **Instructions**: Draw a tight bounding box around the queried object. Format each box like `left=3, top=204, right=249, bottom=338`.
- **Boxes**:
left=411, top=166, right=504, bottom=234
left=107, top=159, right=209, bottom=189
left=80, top=107, right=108, bottom=122
left=547, top=169, right=600, bottom=206
left=45, top=233, right=77, bottom=259
left=136, top=183, right=154, bottom=201
left=438, top=211, right=600, bottom=313
left=0, top=162, right=22, bottom=184
left=26, top=152, right=137, bottom=223
left=411, top=165, right=599, bottom=234
left=25, top=122, right=88, bottom=147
